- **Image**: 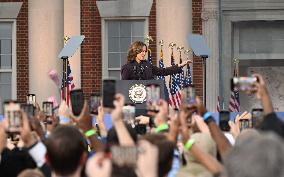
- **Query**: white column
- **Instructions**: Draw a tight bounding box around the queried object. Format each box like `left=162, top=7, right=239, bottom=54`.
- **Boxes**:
left=156, top=0, right=192, bottom=70
left=202, top=1, right=219, bottom=111
left=64, top=0, right=81, bottom=89
left=29, top=0, right=64, bottom=104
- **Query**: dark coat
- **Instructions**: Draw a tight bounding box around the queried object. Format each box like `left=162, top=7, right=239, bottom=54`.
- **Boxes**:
left=121, top=60, right=182, bottom=80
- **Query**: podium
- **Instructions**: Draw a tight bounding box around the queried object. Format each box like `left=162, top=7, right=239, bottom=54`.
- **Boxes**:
left=116, top=80, right=166, bottom=116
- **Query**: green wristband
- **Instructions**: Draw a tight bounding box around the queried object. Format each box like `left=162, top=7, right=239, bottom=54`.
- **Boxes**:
left=185, top=139, right=195, bottom=151
left=155, top=123, right=169, bottom=133
left=85, top=129, right=96, bottom=137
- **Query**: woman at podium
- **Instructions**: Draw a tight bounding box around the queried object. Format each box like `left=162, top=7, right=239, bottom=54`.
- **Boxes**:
left=121, top=41, right=190, bottom=80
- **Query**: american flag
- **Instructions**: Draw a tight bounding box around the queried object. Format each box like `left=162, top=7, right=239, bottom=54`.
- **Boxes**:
left=147, top=48, right=152, bottom=64
left=158, top=48, right=165, bottom=81
left=185, top=64, right=192, bottom=87
left=169, top=51, right=182, bottom=109
left=229, top=60, right=240, bottom=112
left=157, top=48, right=172, bottom=106
left=61, top=60, right=75, bottom=106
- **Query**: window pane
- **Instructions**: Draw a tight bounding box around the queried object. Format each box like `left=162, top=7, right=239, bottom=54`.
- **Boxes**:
left=0, top=72, right=11, bottom=84
left=120, top=21, right=131, bottom=37
left=0, top=23, right=12, bottom=38
left=109, top=70, right=121, bottom=79
left=132, top=21, right=144, bottom=36
left=108, top=21, right=119, bottom=37
left=1, top=40, right=12, bottom=54
left=121, top=53, right=127, bottom=65
left=0, top=73, right=12, bottom=113
left=108, top=53, right=120, bottom=68
left=238, top=21, right=284, bottom=54
left=132, top=37, right=144, bottom=43
left=0, top=55, right=12, bottom=69
left=108, top=37, right=119, bottom=52
left=120, top=37, right=131, bottom=52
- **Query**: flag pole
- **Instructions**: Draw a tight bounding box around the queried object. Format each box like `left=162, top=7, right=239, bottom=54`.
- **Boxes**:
left=177, top=46, right=184, bottom=88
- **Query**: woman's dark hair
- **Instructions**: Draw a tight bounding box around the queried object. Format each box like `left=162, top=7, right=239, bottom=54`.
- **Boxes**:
left=127, top=41, right=147, bottom=62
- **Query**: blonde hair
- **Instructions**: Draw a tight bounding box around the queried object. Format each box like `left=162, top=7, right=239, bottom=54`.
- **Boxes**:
left=127, top=41, right=147, bottom=62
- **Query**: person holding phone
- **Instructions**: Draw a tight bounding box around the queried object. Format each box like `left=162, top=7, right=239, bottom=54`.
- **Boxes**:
left=121, top=41, right=191, bottom=80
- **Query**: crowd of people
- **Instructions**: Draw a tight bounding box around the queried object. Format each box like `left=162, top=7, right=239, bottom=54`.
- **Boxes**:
left=0, top=72, right=283, bottom=177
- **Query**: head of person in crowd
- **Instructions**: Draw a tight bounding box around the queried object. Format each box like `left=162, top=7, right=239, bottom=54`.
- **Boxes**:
left=107, top=123, right=138, bottom=145
left=224, top=132, right=284, bottom=177
left=234, top=128, right=260, bottom=147
left=127, top=41, right=147, bottom=63
left=176, top=132, right=217, bottom=177
left=17, top=168, right=45, bottom=177
left=111, top=164, right=138, bottom=177
left=141, top=133, right=175, bottom=177
left=45, top=125, right=88, bottom=176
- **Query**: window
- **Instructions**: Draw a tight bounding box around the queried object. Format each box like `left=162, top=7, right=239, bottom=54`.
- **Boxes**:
left=233, top=20, right=284, bottom=111
left=0, top=22, right=15, bottom=114
left=104, top=20, right=146, bottom=79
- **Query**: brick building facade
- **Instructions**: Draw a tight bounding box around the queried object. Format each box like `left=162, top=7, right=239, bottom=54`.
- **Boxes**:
left=0, top=0, right=205, bottom=113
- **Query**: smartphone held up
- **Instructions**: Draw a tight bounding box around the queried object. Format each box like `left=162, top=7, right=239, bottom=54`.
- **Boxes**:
left=231, top=77, right=257, bottom=92
left=102, top=79, right=116, bottom=109
left=4, top=101, right=22, bottom=133
left=70, top=89, right=84, bottom=116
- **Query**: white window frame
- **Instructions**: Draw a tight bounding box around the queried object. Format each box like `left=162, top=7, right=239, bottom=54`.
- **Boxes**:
left=0, top=19, right=17, bottom=100
left=101, top=17, right=149, bottom=79
left=234, top=20, right=284, bottom=60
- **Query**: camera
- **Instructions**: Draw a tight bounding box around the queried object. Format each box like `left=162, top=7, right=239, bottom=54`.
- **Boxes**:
left=4, top=101, right=22, bottom=133
left=42, top=101, right=53, bottom=124
left=21, top=103, right=35, bottom=119
left=122, top=104, right=135, bottom=124
left=219, top=111, right=230, bottom=131
left=181, top=85, right=196, bottom=105
left=251, top=108, right=263, bottom=128
left=102, top=79, right=116, bottom=109
left=239, top=119, right=250, bottom=131
left=146, top=84, right=160, bottom=112
left=231, top=77, right=257, bottom=91
left=70, top=89, right=84, bottom=116
left=89, top=93, right=101, bottom=115
left=26, top=94, right=36, bottom=106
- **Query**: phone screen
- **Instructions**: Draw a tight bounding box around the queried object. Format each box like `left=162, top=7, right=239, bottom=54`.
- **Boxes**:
left=103, top=79, right=116, bottom=108
left=21, top=103, right=35, bottom=118
left=4, top=101, right=22, bottom=133
left=146, top=84, right=160, bottom=112
left=219, top=111, right=230, bottom=131
left=122, top=105, right=136, bottom=123
left=26, top=94, right=36, bottom=106
left=70, top=89, right=84, bottom=116
left=89, top=93, right=101, bottom=115
left=239, top=119, right=250, bottom=131
left=251, top=108, right=263, bottom=128
left=181, top=85, right=196, bottom=105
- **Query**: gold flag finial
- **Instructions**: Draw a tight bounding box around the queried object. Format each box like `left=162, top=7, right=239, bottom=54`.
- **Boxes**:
left=177, top=46, right=184, bottom=52
left=159, top=40, right=164, bottom=47
left=184, top=49, right=192, bottom=59
left=145, top=35, right=153, bottom=46
left=233, top=58, right=239, bottom=64
left=64, top=36, right=70, bottom=45
left=169, top=42, right=176, bottom=49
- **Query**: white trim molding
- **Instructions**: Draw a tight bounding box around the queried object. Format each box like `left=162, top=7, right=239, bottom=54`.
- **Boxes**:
left=96, top=0, right=153, bottom=17
left=0, top=2, right=22, bottom=19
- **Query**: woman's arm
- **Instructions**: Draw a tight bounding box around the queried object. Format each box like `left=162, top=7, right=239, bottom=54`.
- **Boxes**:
left=152, top=64, right=182, bottom=76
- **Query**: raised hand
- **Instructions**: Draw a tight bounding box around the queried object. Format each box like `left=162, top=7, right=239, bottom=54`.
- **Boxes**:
left=86, top=152, right=112, bottom=177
